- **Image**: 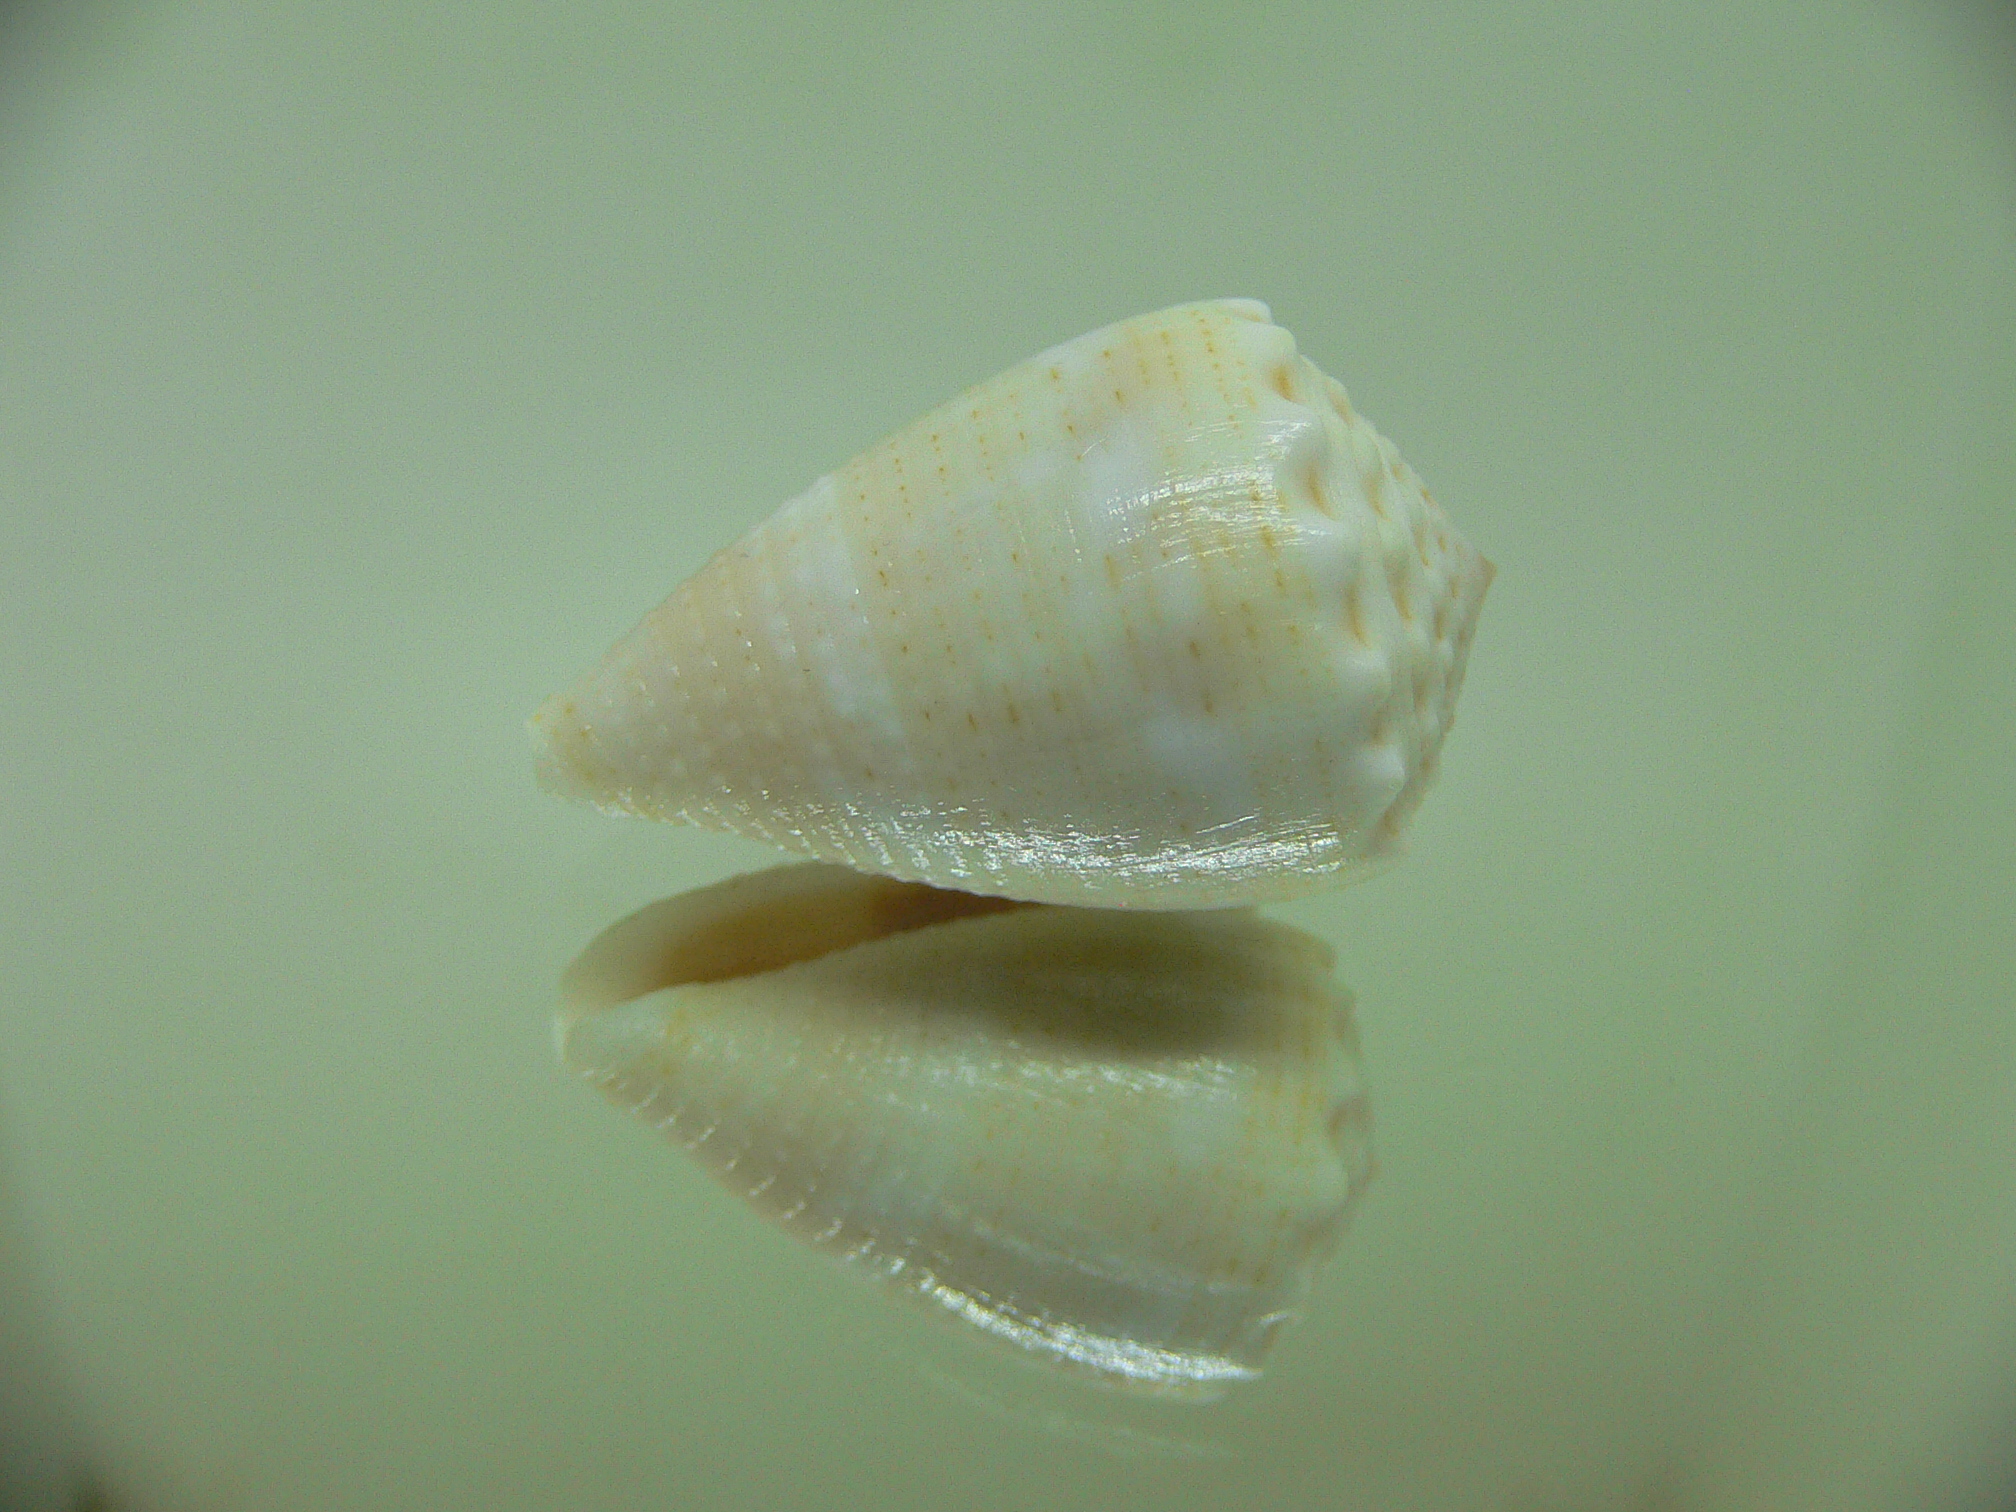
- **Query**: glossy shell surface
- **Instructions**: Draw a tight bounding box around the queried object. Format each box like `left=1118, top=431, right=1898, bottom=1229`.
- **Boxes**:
left=559, top=862, right=1375, bottom=1396
left=531, top=299, right=1490, bottom=908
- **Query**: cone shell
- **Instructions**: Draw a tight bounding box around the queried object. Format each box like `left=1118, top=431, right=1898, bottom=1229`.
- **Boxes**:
left=559, top=862, right=1374, bottom=1397
left=533, top=299, right=1490, bottom=908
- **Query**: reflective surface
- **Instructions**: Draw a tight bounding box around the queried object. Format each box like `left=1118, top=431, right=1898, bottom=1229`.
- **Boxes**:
left=2, top=3, right=2013, bottom=1509
left=558, top=863, right=1372, bottom=1397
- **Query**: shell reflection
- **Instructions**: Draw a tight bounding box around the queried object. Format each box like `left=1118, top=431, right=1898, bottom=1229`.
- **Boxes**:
left=559, top=862, right=1374, bottom=1397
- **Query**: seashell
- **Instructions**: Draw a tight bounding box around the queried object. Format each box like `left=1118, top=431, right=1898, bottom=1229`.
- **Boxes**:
left=559, top=861, right=1375, bottom=1398
left=531, top=299, right=1490, bottom=908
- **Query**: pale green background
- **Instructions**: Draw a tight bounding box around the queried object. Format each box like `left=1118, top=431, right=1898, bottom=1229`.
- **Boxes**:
left=2, top=3, right=2013, bottom=1509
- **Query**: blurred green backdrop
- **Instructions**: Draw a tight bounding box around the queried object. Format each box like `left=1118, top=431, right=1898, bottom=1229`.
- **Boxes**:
left=2, top=2, right=2013, bottom=1509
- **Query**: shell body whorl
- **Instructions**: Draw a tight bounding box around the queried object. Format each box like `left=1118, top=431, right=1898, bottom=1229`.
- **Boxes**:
left=532, top=300, right=1491, bottom=908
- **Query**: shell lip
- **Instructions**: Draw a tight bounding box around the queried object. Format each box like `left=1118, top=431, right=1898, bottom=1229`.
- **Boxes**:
left=907, top=1273, right=1265, bottom=1401
left=559, top=863, right=1025, bottom=1014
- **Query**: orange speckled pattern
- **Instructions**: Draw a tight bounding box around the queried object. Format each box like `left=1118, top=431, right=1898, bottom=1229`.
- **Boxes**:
left=558, top=862, right=1374, bottom=1397
left=531, top=300, right=1491, bottom=907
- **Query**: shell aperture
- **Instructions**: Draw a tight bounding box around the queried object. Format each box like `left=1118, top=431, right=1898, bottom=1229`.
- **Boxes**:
left=558, top=863, right=1375, bottom=1398
left=530, top=299, right=1490, bottom=908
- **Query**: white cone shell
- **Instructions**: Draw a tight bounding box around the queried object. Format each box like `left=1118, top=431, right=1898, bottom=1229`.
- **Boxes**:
left=533, top=299, right=1491, bottom=908
left=559, top=862, right=1374, bottom=1397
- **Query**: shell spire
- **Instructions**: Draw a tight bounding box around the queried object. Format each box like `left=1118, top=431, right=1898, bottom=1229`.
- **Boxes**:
left=532, top=300, right=1490, bottom=908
